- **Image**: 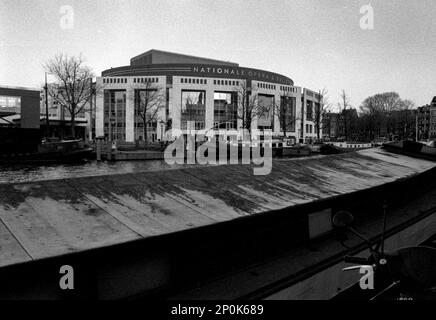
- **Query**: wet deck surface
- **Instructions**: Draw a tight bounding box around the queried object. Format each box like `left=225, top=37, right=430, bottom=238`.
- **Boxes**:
left=0, top=148, right=435, bottom=268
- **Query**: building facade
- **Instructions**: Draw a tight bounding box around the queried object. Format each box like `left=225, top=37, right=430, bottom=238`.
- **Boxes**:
left=96, top=50, right=321, bottom=143
left=0, top=86, right=42, bottom=154
left=417, top=97, right=436, bottom=140
left=0, top=86, right=40, bottom=129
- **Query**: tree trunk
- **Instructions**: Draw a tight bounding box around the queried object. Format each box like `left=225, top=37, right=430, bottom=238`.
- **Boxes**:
left=71, top=114, right=76, bottom=139
left=282, top=119, right=287, bottom=138
left=143, top=120, right=147, bottom=149
left=316, top=122, right=320, bottom=141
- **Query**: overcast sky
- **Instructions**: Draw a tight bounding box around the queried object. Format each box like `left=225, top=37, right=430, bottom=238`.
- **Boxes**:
left=1, top=0, right=435, bottom=109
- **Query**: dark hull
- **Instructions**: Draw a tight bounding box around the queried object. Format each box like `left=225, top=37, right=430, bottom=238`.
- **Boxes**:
left=383, top=141, right=436, bottom=161
left=0, top=148, right=94, bottom=164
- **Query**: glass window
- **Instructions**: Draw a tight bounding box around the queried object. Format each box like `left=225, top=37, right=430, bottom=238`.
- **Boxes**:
left=0, top=96, right=21, bottom=114
left=213, top=92, right=238, bottom=130
left=103, top=90, right=126, bottom=141
left=258, top=94, right=274, bottom=129
left=306, top=100, right=314, bottom=120
left=181, top=91, right=206, bottom=131
left=280, top=96, right=296, bottom=133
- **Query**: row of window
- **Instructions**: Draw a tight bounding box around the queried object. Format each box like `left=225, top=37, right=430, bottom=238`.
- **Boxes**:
left=280, top=86, right=297, bottom=93
left=181, top=78, right=207, bottom=85
left=103, top=78, right=128, bottom=84
left=0, top=95, right=21, bottom=109
left=133, top=77, right=159, bottom=84
left=181, top=121, right=205, bottom=130
left=103, top=77, right=160, bottom=84
left=258, top=83, right=277, bottom=90
left=213, top=79, right=240, bottom=86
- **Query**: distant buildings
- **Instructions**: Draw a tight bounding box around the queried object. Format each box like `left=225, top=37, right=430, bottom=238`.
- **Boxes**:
left=40, top=83, right=95, bottom=141
left=322, top=108, right=358, bottom=141
left=417, top=97, right=436, bottom=140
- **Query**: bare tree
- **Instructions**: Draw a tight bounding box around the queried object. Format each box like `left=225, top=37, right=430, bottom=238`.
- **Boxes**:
left=235, top=81, right=263, bottom=140
left=314, top=88, right=331, bottom=141
left=134, top=81, right=165, bottom=145
left=274, top=90, right=298, bottom=138
left=337, top=90, right=352, bottom=140
left=360, top=92, right=415, bottom=140
left=44, top=53, right=95, bottom=138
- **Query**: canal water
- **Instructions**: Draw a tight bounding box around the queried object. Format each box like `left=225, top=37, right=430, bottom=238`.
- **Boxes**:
left=0, top=160, right=195, bottom=184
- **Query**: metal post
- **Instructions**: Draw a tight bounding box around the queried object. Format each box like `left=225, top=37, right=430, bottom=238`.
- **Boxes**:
left=45, top=72, right=50, bottom=137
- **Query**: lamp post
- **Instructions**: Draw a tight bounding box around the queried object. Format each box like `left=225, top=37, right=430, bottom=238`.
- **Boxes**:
left=159, top=120, right=165, bottom=141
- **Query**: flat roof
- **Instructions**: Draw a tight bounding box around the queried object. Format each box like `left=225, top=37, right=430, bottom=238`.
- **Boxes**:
left=0, top=148, right=435, bottom=268
left=0, top=85, right=41, bottom=92
left=130, top=49, right=239, bottom=67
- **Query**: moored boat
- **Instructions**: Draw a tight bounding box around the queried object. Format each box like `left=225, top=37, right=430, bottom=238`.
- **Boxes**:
left=0, top=138, right=93, bottom=164
left=383, top=140, right=436, bottom=160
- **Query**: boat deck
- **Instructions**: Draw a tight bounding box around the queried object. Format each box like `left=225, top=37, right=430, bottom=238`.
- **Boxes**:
left=0, top=148, right=435, bottom=269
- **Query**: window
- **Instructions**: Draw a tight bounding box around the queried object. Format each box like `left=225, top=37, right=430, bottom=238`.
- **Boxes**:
left=258, top=94, right=274, bottom=129
left=103, top=90, right=126, bottom=141
left=181, top=91, right=206, bottom=131
left=306, top=100, right=314, bottom=120
left=214, top=92, right=238, bottom=131
left=195, top=121, right=205, bottom=130
left=0, top=96, right=21, bottom=113
left=181, top=78, right=184, bottom=83
left=280, top=96, right=296, bottom=133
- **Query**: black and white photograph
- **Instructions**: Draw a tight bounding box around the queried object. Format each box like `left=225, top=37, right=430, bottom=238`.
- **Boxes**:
left=1, top=0, right=436, bottom=308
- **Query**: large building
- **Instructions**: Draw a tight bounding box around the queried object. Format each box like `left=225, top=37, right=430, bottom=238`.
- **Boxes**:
left=96, top=50, right=321, bottom=143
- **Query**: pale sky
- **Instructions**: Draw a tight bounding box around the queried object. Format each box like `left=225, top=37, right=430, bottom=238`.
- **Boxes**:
left=1, top=0, right=435, bottom=109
